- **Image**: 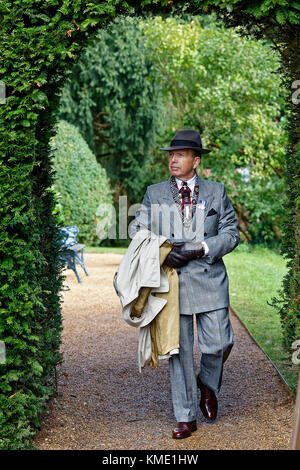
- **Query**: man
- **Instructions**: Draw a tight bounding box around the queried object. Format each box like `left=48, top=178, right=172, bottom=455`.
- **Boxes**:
left=129, top=129, right=240, bottom=439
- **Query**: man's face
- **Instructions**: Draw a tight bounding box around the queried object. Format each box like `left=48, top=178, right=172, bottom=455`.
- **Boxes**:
left=168, top=149, right=201, bottom=181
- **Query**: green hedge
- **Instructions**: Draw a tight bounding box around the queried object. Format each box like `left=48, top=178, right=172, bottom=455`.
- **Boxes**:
left=0, top=0, right=160, bottom=450
left=50, top=120, right=113, bottom=245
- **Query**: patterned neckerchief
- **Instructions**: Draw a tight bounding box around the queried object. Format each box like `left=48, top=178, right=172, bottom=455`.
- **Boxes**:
left=170, top=173, right=200, bottom=230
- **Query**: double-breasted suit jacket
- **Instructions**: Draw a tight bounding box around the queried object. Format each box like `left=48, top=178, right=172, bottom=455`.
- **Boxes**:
left=129, top=175, right=240, bottom=315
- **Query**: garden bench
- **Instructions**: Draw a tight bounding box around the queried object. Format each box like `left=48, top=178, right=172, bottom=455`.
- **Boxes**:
left=57, top=225, right=89, bottom=283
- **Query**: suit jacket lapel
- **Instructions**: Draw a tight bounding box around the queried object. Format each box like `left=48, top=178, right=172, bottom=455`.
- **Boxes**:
left=197, top=176, right=214, bottom=221
left=160, top=181, right=182, bottom=238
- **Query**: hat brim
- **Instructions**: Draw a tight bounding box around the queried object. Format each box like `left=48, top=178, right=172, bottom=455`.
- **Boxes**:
left=159, top=146, right=211, bottom=154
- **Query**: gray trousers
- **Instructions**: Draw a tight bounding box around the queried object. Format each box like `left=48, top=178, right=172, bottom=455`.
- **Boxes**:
left=169, top=308, right=234, bottom=422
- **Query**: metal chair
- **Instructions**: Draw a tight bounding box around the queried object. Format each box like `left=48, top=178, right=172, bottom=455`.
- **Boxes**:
left=57, top=226, right=89, bottom=283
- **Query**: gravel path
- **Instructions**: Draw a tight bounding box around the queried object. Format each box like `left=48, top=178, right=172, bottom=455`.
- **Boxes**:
left=35, top=253, right=295, bottom=450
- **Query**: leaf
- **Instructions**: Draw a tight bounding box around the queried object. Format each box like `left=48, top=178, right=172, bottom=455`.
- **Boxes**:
left=20, top=120, right=31, bottom=127
left=275, top=9, right=286, bottom=25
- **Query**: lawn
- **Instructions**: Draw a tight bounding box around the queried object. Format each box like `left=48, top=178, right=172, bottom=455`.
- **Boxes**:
left=85, top=246, right=127, bottom=254
left=224, top=243, right=298, bottom=393
left=87, top=243, right=298, bottom=392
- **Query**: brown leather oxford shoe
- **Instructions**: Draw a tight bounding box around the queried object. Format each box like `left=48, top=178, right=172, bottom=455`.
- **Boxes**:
left=172, top=420, right=197, bottom=439
left=197, top=376, right=218, bottom=422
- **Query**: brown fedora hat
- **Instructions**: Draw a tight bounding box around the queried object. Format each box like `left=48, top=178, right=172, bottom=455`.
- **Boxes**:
left=160, top=129, right=211, bottom=154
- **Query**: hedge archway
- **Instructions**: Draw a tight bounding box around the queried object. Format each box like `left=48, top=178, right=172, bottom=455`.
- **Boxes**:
left=0, top=0, right=299, bottom=449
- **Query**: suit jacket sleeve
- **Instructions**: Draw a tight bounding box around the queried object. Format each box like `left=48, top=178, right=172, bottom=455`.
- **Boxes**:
left=204, top=183, right=240, bottom=264
left=128, top=187, right=152, bottom=239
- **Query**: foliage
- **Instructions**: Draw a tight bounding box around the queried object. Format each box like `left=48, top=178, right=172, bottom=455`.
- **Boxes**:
left=58, top=16, right=165, bottom=205
left=269, top=138, right=300, bottom=351
left=140, top=16, right=287, bottom=178
left=211, top=165, right=286, bottom=244
left=50, top=120, right=113, bottom=245
left=162, top=0, right=300, bottom=26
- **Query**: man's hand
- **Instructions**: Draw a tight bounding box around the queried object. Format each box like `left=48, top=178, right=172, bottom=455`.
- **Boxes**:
left=164, top=242, right=205, bottom=269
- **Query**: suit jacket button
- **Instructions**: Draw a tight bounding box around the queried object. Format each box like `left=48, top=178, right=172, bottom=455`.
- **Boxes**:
left=171, top=233, right=174, bottom=237
left=204, top=268, right=208, bottom=272
left=204, top=232, right=207, bottom=236
left=177, top=270, right=181, bottom=275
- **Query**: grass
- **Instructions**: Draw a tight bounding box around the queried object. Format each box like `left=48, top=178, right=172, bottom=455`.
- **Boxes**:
left=85, top=246, right=127, bottom=254
left=224, top=243, right=298, bottom=393
left=87, top=242, right=298, bottom=392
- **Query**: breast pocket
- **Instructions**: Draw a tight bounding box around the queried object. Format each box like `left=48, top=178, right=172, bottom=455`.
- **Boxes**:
left=204, top=213, right=218, bottom=236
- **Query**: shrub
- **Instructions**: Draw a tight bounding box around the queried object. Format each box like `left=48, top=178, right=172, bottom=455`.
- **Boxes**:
left=50, top=120, right=114, bottom=245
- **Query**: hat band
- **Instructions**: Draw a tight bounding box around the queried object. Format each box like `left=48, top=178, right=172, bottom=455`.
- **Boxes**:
left=171, top=139, right=202, bottom=148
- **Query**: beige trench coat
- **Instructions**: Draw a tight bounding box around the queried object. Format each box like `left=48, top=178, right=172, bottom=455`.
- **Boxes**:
left=113, top=229, right=180, bottom=371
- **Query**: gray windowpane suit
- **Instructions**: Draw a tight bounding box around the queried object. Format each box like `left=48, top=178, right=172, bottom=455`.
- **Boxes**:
left=129, top=175, right=240, bottom=421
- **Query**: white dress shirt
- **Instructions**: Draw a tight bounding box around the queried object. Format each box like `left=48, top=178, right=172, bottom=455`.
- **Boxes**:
left=175, top=174, right=209, bottom=256
left=175, top=174, right=197, bottom=194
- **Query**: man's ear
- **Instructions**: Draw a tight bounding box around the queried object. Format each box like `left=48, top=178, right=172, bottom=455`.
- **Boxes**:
left=193, top=156, right=201, bottom=169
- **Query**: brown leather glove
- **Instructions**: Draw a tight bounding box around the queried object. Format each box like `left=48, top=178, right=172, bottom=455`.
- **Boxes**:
left=164, top=242, right=189, bottom=268
left=164, top=242, right=205, bottom=268
left=180, top=242, right=205, bottom=261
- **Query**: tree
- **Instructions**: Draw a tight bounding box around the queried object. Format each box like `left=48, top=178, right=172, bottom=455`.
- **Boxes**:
left=58, top=16, right=165, bottom=204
